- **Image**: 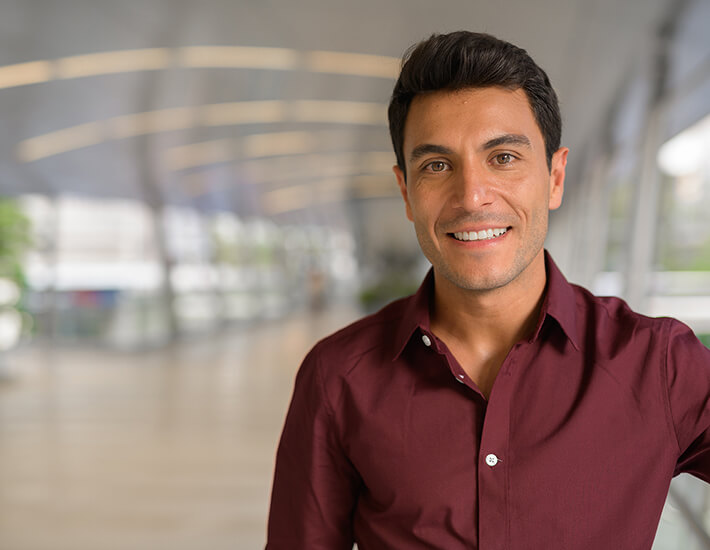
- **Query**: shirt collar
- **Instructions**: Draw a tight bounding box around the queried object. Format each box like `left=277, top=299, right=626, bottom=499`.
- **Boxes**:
left=392, top=269, right=434, bottom=361
left=535, top=251, right=580, bottom=350
left=391, top=250, right=580, bottom=361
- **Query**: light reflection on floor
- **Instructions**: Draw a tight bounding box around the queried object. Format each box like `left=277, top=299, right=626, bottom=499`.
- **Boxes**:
left=0, top=305, right=361, bottom=550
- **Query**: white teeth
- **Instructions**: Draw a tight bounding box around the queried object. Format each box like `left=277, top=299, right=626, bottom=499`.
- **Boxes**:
left=452, top=227, right=508, bottom=241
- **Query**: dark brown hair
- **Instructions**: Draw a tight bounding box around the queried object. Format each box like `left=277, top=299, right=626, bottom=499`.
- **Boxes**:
left=388, top=31, right=561, bottom=177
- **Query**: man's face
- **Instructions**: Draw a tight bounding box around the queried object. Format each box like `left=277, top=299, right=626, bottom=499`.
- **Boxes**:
left=393, top=86, right=567, bottom=293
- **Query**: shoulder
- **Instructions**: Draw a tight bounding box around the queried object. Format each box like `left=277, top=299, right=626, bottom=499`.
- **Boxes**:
left=544, top=253, right=673, bottom=350
left=569, top=283, right=709, bottom=373
left=560, top=283, right=701, bottom=372
left=293, top=296, right=413, bottom=414
left=572, top=283, right=673, bottom=338
left=307, top=295, right=411, bottom=373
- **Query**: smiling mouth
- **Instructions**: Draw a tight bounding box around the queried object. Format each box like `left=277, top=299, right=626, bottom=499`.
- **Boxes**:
left=450, top=227, right=510, bottom=241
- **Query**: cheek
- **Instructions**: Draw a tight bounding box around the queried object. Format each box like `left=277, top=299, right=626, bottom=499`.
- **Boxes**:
left=409, top=189, right=436, bottom=219
left=416, top=202, right=445, bottom=234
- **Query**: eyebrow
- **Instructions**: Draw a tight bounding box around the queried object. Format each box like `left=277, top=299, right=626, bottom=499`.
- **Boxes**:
left=408, top=144, right=455, bottom=163
left=481, top=134, right=532, bottom=150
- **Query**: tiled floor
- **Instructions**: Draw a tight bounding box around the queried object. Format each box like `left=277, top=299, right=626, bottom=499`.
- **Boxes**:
left=0, top=305, right=361, bottom=550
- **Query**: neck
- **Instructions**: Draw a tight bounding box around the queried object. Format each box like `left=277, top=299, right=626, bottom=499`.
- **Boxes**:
left=430, top=251, right=548, bottom=358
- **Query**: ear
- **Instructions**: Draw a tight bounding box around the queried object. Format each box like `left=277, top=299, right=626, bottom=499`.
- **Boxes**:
left=393, top=164, right=414, bottom=221
left=548, top=147, right=568, bottom=210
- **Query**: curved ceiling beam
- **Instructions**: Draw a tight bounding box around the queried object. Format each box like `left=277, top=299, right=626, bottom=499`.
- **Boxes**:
left=240, top=152, right=395, bottom=184
left=16, top=100, right=388, bottom=162
left=261, top=174, right=399, bottom=215
left=161, top=131, right=395, bottom=173
left=0, top=46, right=399, bottom=90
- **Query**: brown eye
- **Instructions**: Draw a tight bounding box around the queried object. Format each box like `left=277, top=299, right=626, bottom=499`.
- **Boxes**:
left=427, top=161, right=448, bottom=172
left=495, top=153, right=513, bottom=165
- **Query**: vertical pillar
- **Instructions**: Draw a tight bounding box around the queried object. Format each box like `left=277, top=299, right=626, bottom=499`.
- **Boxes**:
left=578, top=155, right=613, bottom=289
left=148, top=202, right=180, bottom=342
left=623, top=0, right=689, bottom=311
left=625, top=105, right=666, bottom=312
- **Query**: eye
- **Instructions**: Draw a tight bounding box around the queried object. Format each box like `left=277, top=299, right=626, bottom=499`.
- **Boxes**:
left=424, top=161, right=450, bottom=172
left=493, top=153, right=515, bottom=165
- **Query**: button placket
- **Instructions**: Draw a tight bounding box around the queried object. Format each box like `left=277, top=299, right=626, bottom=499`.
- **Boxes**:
left=477, top=348, right=519, bottom=550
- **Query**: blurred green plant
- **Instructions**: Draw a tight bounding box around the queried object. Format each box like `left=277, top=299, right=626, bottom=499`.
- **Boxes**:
left=359, top=275, right=419, bottom=312
left=659, top=235, right=710, bottom=271
left=359, top=248, right=422, bottom=312
left=0, top=198, right=32, bottom=287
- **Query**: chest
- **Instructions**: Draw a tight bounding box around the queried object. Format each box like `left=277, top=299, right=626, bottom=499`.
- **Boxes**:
left=338, top=344, right=677, bottom=548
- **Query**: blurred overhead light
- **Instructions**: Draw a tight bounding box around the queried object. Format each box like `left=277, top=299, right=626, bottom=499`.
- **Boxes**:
left=292, top=100, right=387, bottom=125
left=162, top=131, right=327, bottom=173
left=17, top=121, right=104, bottom=163
left=262, top=175, right=398, bottom=215
left=241, top=151, right=391, bottom=184
left=657, top=113, right=710, bottom=177
left=179, top=46, right=300, bottom=70
left=55, top=48, right=171, bottom=79
left=306, top=51, right=399, bottom=79
left=0, top=46, right=397, bottom=91
left=16, top=102, right=388, bottom=162
left=108, top=107, right=197, bottom=139
left=0, top=61, right=51, bottom=89
left=163, top=139, right=234, bottom=171
left=242, top=131, right=316, bottom=158
left=263, top=179, right=348, bottom=214
left=360, top=152, right=396, bottom=172
left=352, top=175, right=399, bottom=199
left=201, top=100, right=288, bottom=126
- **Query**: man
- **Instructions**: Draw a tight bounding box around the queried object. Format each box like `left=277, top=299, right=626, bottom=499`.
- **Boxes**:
left=266, top=31, right=710, bottom=549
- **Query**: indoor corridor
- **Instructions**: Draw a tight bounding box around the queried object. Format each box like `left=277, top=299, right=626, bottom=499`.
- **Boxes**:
left=0, top=1, right=708, bottom=548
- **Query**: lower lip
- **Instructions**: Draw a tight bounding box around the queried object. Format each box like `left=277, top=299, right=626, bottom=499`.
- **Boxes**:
left=448, top=230, right=510, bottom=247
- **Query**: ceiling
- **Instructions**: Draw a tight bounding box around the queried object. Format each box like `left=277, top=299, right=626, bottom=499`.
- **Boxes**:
left=0, top=0, right=675, bottom=226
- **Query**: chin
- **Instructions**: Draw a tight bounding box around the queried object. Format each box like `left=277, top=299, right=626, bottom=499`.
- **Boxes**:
left=440, top=266, right=515, bottom=293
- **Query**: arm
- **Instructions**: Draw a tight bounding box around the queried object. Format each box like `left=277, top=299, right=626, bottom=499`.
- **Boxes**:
left=266, top=346, right=360, bottom=549
left=665, top=319, right=710, bottom=480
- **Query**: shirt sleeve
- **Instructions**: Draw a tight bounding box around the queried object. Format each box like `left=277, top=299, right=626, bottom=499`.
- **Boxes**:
left=266, top=345, right=359, bottom=549
left=665, top=319, right=710, bottom=480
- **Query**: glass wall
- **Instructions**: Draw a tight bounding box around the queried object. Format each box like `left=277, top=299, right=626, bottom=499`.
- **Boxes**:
left=18, top=195, right=358, bottom=349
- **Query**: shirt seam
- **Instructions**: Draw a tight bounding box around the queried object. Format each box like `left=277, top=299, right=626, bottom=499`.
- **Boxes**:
left=312, top=346, right=359, bottom=467
left=662, top=318, right=683, bottom=455
left=309, top=346, right=360, bottom=548
left=313, top=346, right=339, bottom=433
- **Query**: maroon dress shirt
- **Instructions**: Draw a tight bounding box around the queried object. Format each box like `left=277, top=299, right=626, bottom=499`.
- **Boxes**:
left=266, top=253, right=710, bottom=549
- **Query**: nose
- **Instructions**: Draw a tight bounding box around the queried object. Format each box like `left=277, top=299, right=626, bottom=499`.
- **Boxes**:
left=450, top=163, right=495, bottom=211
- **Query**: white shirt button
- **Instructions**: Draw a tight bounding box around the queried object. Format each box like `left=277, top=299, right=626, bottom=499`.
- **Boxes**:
left=456, top=373, right=465, bottom=383
left=421, top=334, right=432, bottom=347
left=485, top=454, right=499, bottom=467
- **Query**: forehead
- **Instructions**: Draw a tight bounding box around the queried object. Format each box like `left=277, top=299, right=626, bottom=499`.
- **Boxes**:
left=403, top=87, right=543, bottom=154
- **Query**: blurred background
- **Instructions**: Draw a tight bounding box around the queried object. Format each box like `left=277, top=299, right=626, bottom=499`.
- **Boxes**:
left=0, top=0, right=708, bottom=548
